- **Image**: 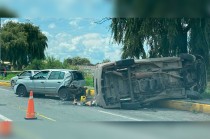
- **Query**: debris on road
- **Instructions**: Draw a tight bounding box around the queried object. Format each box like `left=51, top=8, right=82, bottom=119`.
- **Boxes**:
left=73, top=89, right=97, bottom=106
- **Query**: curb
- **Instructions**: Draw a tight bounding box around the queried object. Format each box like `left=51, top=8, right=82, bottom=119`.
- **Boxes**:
left=157, top=100, right=210, bottom=114
left=0, top=82, right=10, bottom=87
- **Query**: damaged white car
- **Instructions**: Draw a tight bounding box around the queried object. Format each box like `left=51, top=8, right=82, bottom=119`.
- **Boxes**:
left=14, top=69, right=86, bottom=100
left=94, top=54, right=207, bottom=109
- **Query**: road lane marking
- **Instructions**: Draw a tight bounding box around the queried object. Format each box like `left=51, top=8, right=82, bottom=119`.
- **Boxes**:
left=16, top=105, right=56, bottom=122
left=0, top=88, right=57, bottom=122
left=36, top=113, right=56, bottom=122
left=98, top=110, right=143, bottom=121
left=0, top=114, right=12, bottom=121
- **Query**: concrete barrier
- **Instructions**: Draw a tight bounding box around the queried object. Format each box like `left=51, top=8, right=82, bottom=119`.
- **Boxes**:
left=157, top=100, right=210, bottom=114
left=0, top=82, right=10, bottom=87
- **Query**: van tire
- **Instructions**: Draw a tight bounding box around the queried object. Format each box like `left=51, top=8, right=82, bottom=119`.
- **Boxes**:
left=180, top=53, right=195, bottom=62
left=116, top=59, right=134, bottom=67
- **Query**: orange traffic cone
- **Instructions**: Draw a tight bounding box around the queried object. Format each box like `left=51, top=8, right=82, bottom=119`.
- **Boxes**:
left=25, top=91, right=37, bottom=120
left=0, top=121, right=12, bottom=136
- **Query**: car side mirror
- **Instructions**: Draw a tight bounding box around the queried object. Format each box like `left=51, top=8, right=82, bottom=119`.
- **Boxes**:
left=17, top=74, right=20, bottom=77
left=30, top=76, right=34, bottom=80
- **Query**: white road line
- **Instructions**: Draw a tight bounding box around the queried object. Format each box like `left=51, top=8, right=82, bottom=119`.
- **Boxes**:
left=36, top=113, right=56, bottom=122
left=98, top=110, right=143, bottom=121
left=0, top=114, right=12, bottom=122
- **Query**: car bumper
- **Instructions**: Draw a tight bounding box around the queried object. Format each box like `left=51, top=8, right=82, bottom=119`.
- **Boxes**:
left=14, top=85, right=18, bottom=94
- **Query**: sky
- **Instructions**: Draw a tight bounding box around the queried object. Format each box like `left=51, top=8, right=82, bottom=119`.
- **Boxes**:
left=0, top=0, right=122, bottom=64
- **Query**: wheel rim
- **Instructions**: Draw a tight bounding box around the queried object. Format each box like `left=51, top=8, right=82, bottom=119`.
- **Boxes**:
left=18, top=86, right=26, bottom=96
left=59, top=89, right=68, bottom=100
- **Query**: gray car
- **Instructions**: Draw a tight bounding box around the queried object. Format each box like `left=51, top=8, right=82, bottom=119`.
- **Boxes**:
left=14, top=69, right=86, bottom=100
left=10, top=70, right=40, bottom=88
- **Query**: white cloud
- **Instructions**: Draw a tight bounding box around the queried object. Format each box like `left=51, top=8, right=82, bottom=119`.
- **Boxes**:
left=48, top=23, right=56, bottom=29
left=42, top=31, right=53, bottom=38
left=69, top=20, right=78, bottom=27
left=2, top=18, right=19, bottom=25
left=71, top=36, right=82, bottom=45
left=45, top=32, right=121, bottom=64
left=69, top=18, right=83, bottom=29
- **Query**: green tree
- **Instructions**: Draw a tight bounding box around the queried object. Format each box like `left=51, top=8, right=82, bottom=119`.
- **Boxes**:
left=0, top=21, right=48, bottom=69
left=23, top=23, right=47, bottom=62
left=25, top=59, right=45, bottom=70
left=44, top=56, right=63, bottom=69
left=64, top=57, right=91, bottom=65
left=110, top=18, right=210, bottom=65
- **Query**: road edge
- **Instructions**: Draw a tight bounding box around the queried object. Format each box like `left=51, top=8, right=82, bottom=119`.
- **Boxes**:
left=157, top=100, right=210, bottom=114
left=0, top=82, right=10, bottom=87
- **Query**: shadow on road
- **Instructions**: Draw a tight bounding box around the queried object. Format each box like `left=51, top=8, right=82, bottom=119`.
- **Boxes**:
left=33, top=94, right=60, bottom=100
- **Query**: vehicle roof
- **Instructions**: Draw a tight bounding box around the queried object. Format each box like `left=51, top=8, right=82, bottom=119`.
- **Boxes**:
left=135, top=57, right=180, bottom=63
left=96, top=57, right=180, bottom=68
left=25, top=70, right=40, bottom=71
left=41, top=69, right=79, bottom=72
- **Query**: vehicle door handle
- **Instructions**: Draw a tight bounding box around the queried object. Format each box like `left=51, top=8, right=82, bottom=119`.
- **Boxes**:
left=41, top=82, right=44, bottom=83
left=57, top=82, right=61, bottom=83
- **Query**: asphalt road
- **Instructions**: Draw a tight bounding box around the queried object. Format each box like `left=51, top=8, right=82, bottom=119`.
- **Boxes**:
left=1, top=86, right=210, bottom=139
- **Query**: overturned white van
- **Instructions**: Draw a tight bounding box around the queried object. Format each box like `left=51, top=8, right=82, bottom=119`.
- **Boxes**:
left=94, top=54, right=207, bottom=109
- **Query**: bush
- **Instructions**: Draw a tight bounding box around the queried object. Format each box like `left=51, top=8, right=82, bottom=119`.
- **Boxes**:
left=0, top=72, right=18, bottom=81
left=45, top=57, right=63, bottom=69
left=85, top=74, right=94, bottom=87
left=25, top=59, right=45, bottom=70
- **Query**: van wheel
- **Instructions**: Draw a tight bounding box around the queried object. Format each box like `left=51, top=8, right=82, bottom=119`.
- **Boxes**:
left=17, top=85, right=28, bottom=97
left=58, top=88, right=70, bottom=101
left=116, top=59, right=134, bottom=67
left=179, top=53, right=195, bottom=62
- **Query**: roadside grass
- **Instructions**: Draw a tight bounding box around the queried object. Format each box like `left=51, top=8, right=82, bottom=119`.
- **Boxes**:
left=0, top=73, right=17, bottom=81
left=85, top=74, right=94, bottom=87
